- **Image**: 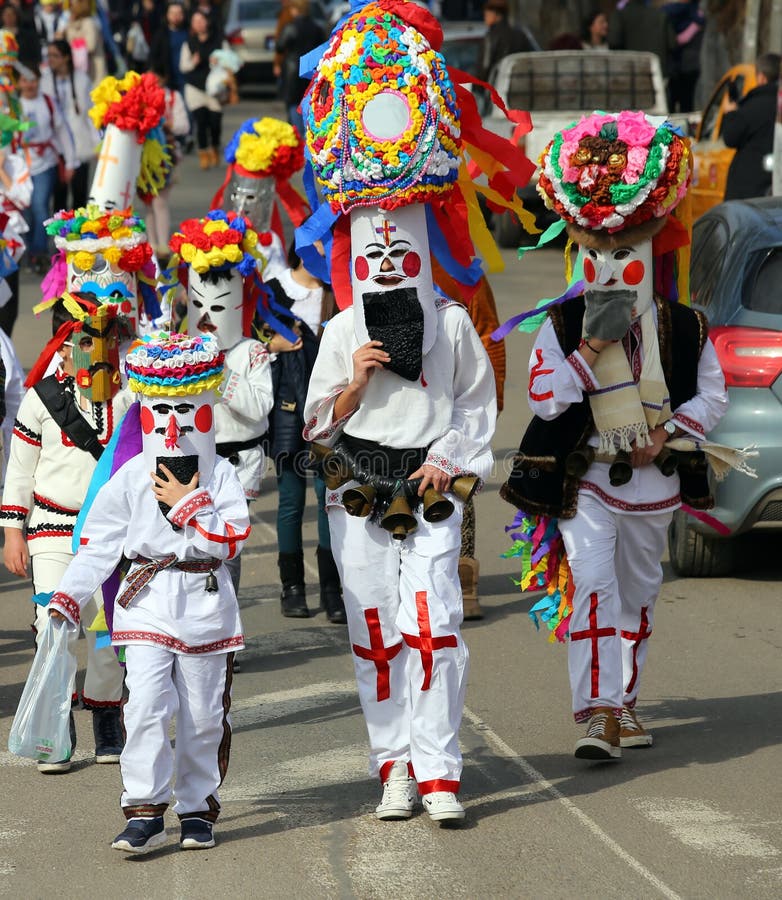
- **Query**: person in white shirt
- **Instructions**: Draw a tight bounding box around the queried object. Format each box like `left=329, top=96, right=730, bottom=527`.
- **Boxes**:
left=41, top=39, right=98, bottom=211
left=18, top=63, right=76, bottom=271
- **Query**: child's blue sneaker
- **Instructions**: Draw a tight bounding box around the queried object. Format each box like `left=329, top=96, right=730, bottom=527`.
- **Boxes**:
left=112, top=817, right=167, bottom=854
left=180, top=817, right=215, bottom=850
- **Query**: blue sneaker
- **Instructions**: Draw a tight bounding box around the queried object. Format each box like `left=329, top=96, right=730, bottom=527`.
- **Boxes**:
left=180, top=818, right=215, bottom=850
left=112, top=817, right=167, bottom=854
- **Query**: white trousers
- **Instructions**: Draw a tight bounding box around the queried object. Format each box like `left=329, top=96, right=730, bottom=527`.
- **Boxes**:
left=558, top=493, right=672, bottom=722
left=329, top=504, right=468, bottom=794
left=120, top=644, right=234, bottom=820
left=32, top=551, right=124, bottom=707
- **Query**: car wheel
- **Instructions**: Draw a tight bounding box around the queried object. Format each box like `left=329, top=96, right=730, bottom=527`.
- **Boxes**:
left=667, top=508, right=737, bottom=577
left=495, top=210, right=524, bottom=249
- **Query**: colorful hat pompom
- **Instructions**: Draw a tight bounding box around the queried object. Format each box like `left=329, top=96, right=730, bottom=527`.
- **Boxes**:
left=125, top=333, right=224, bottom=396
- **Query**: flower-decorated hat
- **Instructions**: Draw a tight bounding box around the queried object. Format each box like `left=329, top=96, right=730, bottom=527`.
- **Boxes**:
left=168, top=210, right=263, bottom=278
left=125, top=332, right=224, bottom=397
left=297, top=0, right=535, bottom=303
left=538, top=111, right=692, bottom=249
left=42, top=206, right=160, bottom=324
left=88, top=72, right=169, bottom=208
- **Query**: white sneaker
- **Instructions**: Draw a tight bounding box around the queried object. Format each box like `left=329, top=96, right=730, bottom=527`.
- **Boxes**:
left=421, top=792, right=465, bottom=822
left=375, top=760, right=417, bottom=820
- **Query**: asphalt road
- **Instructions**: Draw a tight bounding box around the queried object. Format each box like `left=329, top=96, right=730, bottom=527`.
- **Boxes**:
left=1, top=98, right=781, bottom=899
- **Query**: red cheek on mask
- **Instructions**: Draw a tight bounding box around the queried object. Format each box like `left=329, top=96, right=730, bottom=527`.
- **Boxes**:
left=194, top=404, right=213, bottom=433
left=140, top=405, right=155, bottom=434
left=403, top=252, right=421, bottom=277
left=583, top=258, right=596, bottom=283
left=354, top=256, right=369, bottom=281
left=623, top=260, right=645, bottom=285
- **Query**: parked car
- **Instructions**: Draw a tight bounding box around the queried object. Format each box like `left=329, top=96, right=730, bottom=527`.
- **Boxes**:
left=668, top=197, right=782, bottom=576
left=483, top=50, right=678, bottom=248
left=689, top=64, right=758, bottom=220
left=226, top=0, right=328, bottom=89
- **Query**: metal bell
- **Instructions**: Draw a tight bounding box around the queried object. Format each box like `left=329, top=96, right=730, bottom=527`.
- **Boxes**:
left=565, top=446, right=596, bottom=477
left=450, top=475, right=480, bottom=503
left=205, top=571, right=218, bottom=593
left=381, top=494, right=418, bottom=540
left=422, top=488, right=454, bottom=523
left=342, top=484, right=376, bottom=517
left=609, top=449, right=633, bottom=487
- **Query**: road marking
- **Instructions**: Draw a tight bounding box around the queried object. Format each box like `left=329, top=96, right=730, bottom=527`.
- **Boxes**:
left=633, top=797, right=780, bottom=858
left=462, top=708, right=684, bottom=900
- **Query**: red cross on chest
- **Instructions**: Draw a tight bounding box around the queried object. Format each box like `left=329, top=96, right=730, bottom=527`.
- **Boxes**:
left=401, top=591, right=458, bottom=691
left=570, top=592, right=616, bottom=698
left=621, top=606, right=652, bottom=694
left=352, top=608, right=403, bottom=701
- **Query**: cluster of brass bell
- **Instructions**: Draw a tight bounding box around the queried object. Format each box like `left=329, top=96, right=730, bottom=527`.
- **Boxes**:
left=565, top=444, right=680, bottom=487
left=309, top=442, right=479, bottom=541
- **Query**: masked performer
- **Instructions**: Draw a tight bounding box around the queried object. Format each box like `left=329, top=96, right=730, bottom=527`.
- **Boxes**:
left=300, top=0, right=531, bottom=822
left=49, top=332, right=250, bottom=854
left=501, top=111, right=729, bottom=759
left=2, top=291, right=132, bottom=771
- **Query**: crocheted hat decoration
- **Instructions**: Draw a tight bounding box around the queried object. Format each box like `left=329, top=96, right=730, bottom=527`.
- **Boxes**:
left=125, top=332, right=225, bottom=397
left=169, top=210, right=264, bottom=278
left=89, top=71, right=170, bottom=202
left=0, top=29, right=18, bottom=68
left=297, top=0, right=535, bottom=302
left=538, top=111, right=692, bottom=248
left=211, top=117, right=309, bottom=235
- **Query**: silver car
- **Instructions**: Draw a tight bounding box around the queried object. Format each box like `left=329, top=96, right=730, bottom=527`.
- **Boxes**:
left=668, top=197, right=782, bottom=576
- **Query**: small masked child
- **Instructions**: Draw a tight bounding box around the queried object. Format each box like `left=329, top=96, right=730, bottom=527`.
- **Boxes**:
left=49, top=333, right=250, bottom=854
left=2, top=292, right=131, bottom=771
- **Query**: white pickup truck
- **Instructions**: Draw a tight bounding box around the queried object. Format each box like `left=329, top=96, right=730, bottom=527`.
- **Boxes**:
left=483, top=50, right=675, bottom=247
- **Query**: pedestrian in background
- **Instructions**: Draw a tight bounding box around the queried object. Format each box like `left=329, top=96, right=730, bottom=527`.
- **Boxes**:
left=148, top=2, right=188, bottom=95
left=582, top=10, right=609, bottom=51
left=722, top=52, right=780, bottom=200
left=478, top=0, right=535, bottom=81
left=64, top=0, right=106, bottom=82
left=663, top=0, right=705, bottom=113
left=2, top=4, right=40, bottom=66
left=274, top=0, right=324, bottom=135
left=42, top=39, right=97, bottom=211
left=180, top=9, right=223, bottom=169
left=609, top=0, right=677, bottom=77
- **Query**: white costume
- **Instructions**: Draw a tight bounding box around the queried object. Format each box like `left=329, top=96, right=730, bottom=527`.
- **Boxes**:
left=304, top=301, right=497, bottom=790
left=51, top=333, right=250, bottom=823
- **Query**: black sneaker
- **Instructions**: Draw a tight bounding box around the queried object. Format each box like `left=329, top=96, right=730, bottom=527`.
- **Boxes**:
left=180, top=817, right=215, bottom=850
left=93, top=707, right=124, bottom=764
left=112, top=817, right=167, bottom=854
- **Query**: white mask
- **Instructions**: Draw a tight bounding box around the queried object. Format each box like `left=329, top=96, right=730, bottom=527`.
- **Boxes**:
left=139, top=392, right=217, bottom=499
left=187, top=267, right=244, bottom=351
left=350, top=205, right=437, bottom=380
left=582, top=240, right=654, bottom=317
left=88, top=124, right=142, bottom=211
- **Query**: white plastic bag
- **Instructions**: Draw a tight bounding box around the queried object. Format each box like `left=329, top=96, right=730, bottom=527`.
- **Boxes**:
left=8, top=618, right=76, bottom=762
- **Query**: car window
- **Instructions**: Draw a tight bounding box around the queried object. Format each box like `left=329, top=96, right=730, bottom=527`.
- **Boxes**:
left=441, top=37, right=483, bottom=77
left=690, top=218, right=728, bottom=310
left=742, top=247, right=782, bottom=313
left=235, top=0, right=279, bottom=22
left=699, top=80, right=729, bottom=141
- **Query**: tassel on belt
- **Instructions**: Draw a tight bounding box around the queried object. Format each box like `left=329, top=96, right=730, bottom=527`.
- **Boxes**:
left=117, top=554, right=222, bottom=609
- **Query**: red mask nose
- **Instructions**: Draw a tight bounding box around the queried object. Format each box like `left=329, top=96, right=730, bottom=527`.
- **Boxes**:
left=164, top=414, right=180, bottom=450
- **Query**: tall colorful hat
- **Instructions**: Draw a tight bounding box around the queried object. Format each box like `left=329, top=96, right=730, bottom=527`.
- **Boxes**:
left=42, top=205, right=161, bottom=327
left=88, top=72, right=170, bottom=209
left=537, top=110, right=693, bottom=300
left=125, top=332, right=224, bottom=397
left=296, top=0, right=535, bottom=304
left=211, top=116, right=308, bottom=246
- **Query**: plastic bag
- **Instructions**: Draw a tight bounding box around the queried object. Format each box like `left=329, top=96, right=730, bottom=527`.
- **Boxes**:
left=8, top=618, right=76, bottom=762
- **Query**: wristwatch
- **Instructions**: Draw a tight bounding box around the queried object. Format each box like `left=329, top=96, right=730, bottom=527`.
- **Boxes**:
left=663, top=420, right=677, bottom=436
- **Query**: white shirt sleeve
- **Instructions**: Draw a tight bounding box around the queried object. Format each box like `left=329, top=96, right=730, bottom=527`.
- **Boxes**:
left=671, top=337, right=728, bottom=438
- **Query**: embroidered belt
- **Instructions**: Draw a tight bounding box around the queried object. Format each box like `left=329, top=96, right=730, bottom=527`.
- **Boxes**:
left=117, top=554, right=222, bottom=609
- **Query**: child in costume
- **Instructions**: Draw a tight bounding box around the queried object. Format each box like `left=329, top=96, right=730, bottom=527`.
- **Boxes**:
left=300, top=0, right=529, bottom=822
left=501, top=111, right=732, bottom=759
left=2, top=291, right=132, bottom=771
left=170, top=210, right=273, bottom=603
left=48, top=332, right=250, bottom=854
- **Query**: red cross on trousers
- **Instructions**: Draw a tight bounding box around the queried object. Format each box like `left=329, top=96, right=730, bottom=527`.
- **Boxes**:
left=352, top=608, right=403, bottom=701
left=401, top=591, right=458, bottom=691
left=570, top=592, right=616, bottom=699
left=621, top=605, right=652, bottom=694
left=375, top=220, right=396, bottom=246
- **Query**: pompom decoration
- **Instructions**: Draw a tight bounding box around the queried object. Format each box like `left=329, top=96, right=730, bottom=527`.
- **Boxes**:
left=168, top=210, right=263, bottom=277
left=44, top=206, right=153, bottom=273
left=224, top=117, right=304, bottom=179
left=306, top=1, right=461, bottom=212
left=537, top=111, right=691, bottom=235
left=125, top=332, right=225, bottom=397
left=89, top=71, right=166, bottom=141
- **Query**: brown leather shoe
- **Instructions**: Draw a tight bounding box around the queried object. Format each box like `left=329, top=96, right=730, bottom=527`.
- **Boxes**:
left=198, top=149, right=210, bottom=170
left=619, top=706, right=653, bottom=747
left=208, top=147, right=220, bottom=167
left=574, top=707, right=621, bottom=760
left=459, top=556, right=483, bottom=620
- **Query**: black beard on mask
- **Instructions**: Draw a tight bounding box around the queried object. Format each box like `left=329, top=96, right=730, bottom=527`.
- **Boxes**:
left=156, top=455, right=199, bottom=519
left=362, top=288, right=424, bottom=381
